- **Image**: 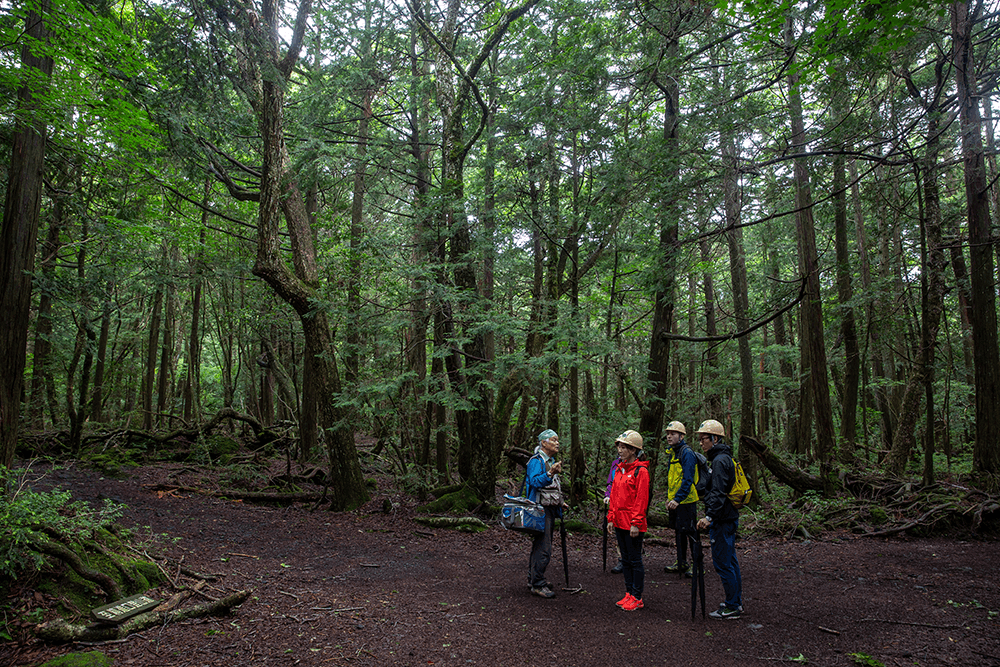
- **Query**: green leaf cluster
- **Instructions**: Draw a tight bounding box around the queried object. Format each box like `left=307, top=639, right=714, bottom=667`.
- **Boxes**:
left=0, top=467, right=124, bottom=580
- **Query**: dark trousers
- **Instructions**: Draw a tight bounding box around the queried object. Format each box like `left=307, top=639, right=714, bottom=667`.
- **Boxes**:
left=528, top=507, right=557, bottom=588
left=709, top=518, right=742, bottom=610
left=614, top=527, right=645, bottom=599
left=671, top=503, right=697, bottom=567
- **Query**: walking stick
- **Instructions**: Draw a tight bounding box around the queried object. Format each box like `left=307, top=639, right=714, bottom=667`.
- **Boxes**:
left=560, top=512, right=570, bottom=585
left=690, top=530, right=705, bottom=619
left=602, top=514, right=608, bottom=572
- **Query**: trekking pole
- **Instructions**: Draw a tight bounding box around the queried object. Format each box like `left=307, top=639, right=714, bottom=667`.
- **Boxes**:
left=689, top=530, right=705, bottom=619
left=602, top=513, right=608, bottom=572
left=560, top=512, right=570, bottom=585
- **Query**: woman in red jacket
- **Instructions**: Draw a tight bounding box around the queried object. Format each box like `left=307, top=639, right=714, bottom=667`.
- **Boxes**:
left=606, top=429, right=650, bottom=612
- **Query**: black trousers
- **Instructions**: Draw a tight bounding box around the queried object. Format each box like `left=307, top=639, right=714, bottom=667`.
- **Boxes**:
left=528, top=506, right=557, bottom=588
left=670, top=502, right=697, bottom=567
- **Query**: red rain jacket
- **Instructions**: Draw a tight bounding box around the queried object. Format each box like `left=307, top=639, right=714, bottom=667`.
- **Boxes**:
left=606, top=459, right=650, bottom=532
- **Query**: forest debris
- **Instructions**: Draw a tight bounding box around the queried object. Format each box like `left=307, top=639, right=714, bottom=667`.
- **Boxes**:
left=227, top=552, right=259, bottom=559
left=144, top=483, right=325, bottom=504
left=36, top=589, right=253, bottom=642
left=818, top=626, right=840, bottom=635
left=858, top=617, right=964, bottom=629
left=414, top=516, right=489, bottom=531
left=154, top=581, right=205, bottom=613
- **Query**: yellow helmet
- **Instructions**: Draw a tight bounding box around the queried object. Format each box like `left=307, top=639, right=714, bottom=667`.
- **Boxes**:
left=615, top=429, right=644, bottom=451
left=695, top=419, right=726, bottom=438
left=665, top=420, right=686, bottom=436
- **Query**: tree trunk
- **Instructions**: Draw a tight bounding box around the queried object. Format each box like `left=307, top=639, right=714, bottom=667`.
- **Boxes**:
left=29, top=190, right=63, bottom=430
left=156, top=249, right=178, bottom=426
left=885, top=60, right=949, bottom=477
left=142, top=273, right=163, bottom=432
left=832, top=152, right=860, bottom=461
left=184, top=200, right=208, bottom=425
left=251, top=0, right=368, bottom=510
left=405, top=12, right=432, bottom=466
left=0, top=0, right=54, bottom=468
left=699, top=238, right=721, bottom=416
left=952, top=0, right=1000, bottom=480
left=722, top=132, right=756, bottom=500
left=639, top=30, right=680, bottom=459
left=416, top=0, right=541, bottom=501
left=786, top=15, right=836, bottom=493
left=91, top=282, right=112, bottom=423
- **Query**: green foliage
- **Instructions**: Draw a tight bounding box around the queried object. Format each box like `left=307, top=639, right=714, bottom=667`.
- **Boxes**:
left=0, top=467, right=124, bottom=580
left=849, top=652, right=884, bottom=667
left=37, top=650, right=114, bottom=667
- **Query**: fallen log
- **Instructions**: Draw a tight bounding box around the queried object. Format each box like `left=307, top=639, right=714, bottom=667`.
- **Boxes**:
left=414, top=516, right=488, bottom=531
left=145, top=484, right=323, bottom=504
left=740, top=435, right=827, bottom=494
left=36, top=589, right=252, bottom=643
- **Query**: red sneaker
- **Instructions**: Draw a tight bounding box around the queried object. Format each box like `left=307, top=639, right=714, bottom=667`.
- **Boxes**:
left=616, top=593, right=633, bottom=607
left=622, top=596, right=644, bottom=611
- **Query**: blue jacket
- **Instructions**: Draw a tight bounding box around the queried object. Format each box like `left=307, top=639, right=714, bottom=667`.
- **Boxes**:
left=525, top=451, right=562, bottom=517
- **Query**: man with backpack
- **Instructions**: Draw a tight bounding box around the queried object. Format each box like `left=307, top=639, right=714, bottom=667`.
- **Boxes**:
left=662, top=421, right=698, bottom=578
left=695, top=419, right=744, bottom=619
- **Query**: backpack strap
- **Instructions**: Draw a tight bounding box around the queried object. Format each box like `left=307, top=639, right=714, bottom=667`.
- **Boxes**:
left=521, top=453, right=543, bottom=497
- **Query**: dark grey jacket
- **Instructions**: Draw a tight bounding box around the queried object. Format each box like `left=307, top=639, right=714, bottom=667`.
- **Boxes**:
left=703, top=442, right=739, bottom=524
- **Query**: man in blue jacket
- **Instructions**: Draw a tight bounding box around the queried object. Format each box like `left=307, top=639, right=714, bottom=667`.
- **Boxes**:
left=695, top=419, right=743, bottom=619
left=526, top=429, right=562, bottom=598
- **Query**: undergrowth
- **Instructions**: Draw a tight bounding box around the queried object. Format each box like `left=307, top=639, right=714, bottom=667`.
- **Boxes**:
left=0, top=465, right=125, bottom=580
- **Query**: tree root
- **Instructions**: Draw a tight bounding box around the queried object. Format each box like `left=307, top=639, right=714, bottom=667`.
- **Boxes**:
left=35, top=589, right=253, bottom=642
left=29, top=537, right=122, bottom=599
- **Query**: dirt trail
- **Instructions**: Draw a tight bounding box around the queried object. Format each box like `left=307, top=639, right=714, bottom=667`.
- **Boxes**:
left=4, top=463, right=1000, bottom=667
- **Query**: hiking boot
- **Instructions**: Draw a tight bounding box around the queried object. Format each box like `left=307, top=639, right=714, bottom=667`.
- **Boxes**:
left=663, top=561, right=690, bottom=575
left=708, top=604, right=742, bottom=620
left=611, top=560, right=624, bottom=574
left=531, top=586, right=556, bottom=599
left=621, top=596, right=644, bottom=611
left=616, top=593, right=633, bottom=607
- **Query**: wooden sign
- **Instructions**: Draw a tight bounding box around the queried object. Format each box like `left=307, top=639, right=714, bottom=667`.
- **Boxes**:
left=91, top=594, right=159, bottom=624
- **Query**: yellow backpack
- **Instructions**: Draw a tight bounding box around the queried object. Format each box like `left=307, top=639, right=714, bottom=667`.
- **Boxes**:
left=727, top=460, right=752, bottom=509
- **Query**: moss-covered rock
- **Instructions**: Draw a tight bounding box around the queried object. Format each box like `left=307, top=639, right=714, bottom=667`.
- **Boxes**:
left=416, top=486, right=481, bottom=514
left=562, top=519, right=599, bottom=535
left=206, top=435, right=240, bottom=463
left=870, top=507, right=889, bottom=524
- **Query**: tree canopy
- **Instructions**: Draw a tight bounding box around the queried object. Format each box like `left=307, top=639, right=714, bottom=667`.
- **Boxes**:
left=2, top=0, right=999, bottom=501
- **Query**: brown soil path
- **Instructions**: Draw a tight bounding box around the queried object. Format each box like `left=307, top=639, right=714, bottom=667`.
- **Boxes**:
left=4, top=463, right=1000, bottom=667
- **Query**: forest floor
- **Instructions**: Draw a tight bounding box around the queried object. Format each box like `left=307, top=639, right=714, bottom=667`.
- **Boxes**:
left=3, top=459, right=1000, bottom=667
